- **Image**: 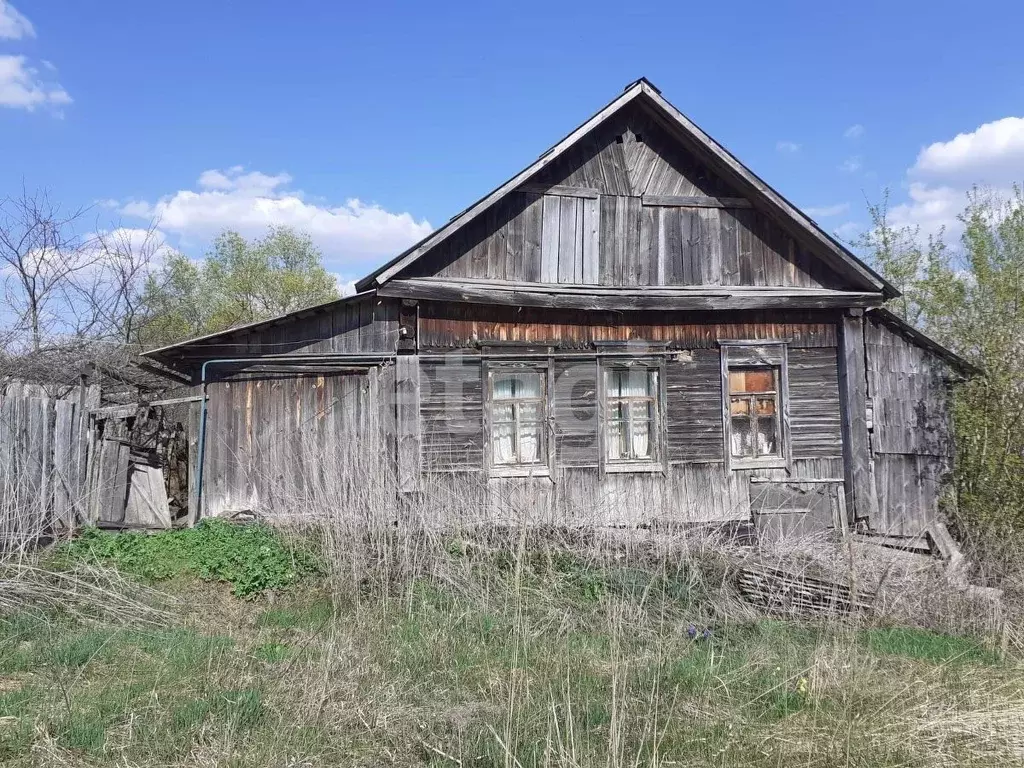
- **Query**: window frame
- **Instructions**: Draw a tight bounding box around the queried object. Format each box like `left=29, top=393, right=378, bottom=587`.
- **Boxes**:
left=720, top=341, right=792, bottom=471
left=598, top=358, right=666, bottom=474
left=484, top=361, right=553, bottom=478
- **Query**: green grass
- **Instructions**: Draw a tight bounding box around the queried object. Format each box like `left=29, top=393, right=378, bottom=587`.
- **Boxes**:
left=861, top=625, right=1001, bottom=665
left=54, top=519, right=324, bottom=597
left=0, top=536, right=1017, bottom=767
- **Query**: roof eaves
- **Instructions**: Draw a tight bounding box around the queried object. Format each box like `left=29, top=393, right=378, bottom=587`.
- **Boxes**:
left=141, top=290, right=376, bottom=360
left=868, top=307, right=979, bottom=376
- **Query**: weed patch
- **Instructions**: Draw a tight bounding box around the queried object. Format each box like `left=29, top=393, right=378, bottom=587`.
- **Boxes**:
left=56, top=519, right=324, bottom=597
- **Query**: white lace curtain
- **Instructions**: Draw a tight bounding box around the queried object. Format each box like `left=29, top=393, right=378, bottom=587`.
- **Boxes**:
left=492, top=373, right=542, bottom=465
left=607, top=369, right=654, bottom=461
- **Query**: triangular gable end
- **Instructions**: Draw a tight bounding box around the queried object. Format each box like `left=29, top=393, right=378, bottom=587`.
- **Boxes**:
left=356, top=79, right=895, bottom=297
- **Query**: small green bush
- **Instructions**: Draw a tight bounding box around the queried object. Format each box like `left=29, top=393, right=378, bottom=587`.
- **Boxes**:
left=56, top=519, right=323, bottom=598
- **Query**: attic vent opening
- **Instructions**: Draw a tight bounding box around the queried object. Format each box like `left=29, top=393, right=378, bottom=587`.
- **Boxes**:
left=635, top=133, right=644, bottom=143
left=615, top=135, right=624, bottom=144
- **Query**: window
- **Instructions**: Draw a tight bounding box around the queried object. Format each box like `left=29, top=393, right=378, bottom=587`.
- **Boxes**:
left=721, top=342, right=790, bottom=469
left=603, top=366, right=661, bottom=468
left=489, top=369, right=547, bottom=471
left=728, top=367, right=781, bottom=460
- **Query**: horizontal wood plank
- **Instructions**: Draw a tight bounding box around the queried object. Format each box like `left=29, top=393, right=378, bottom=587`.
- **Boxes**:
left=381, top=278, right=884, bottom=312
left=518, top=182, right=601, bottom=199
left=642, top=195, right=752, bottom=209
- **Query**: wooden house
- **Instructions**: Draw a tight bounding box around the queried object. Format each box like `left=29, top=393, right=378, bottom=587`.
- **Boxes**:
left=144, top=78, right=973, bottom=541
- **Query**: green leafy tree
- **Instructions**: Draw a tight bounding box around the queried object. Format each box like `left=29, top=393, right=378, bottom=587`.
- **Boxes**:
left=138, top=226, right=338, bottom=347
left=861, top=186, right=1024, bottom=531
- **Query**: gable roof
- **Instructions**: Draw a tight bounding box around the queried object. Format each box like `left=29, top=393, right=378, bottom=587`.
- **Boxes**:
left=355, top=77, right=897, bottom=297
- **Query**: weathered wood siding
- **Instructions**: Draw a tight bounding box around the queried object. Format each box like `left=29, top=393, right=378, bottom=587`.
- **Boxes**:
left=419, top=356, right=484, bottom=473
left=0, top=389, right=92, bottom=537
left=413, top=311, right=845, bottom=524
left=865, top=316, right=956, bottom=536
left=665, top=349, right=722, bottom=463
left=419, top=303, right=837, bottom=349
left=789, top=348, right=844, bottom=460
left=166, top=294, right=400, bottom=367
left=201, top=368, right=393, bottom=517
left=402, top=103, right=847, bottom=290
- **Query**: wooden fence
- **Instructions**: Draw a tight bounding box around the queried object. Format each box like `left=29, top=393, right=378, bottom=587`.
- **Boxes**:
left=0, top=383, right=187, bottom=542
left=0, top=385, right=98, bottom=540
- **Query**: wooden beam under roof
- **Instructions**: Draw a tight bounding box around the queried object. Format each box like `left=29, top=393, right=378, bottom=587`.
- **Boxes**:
left=378, top=277, right=884, bottom=312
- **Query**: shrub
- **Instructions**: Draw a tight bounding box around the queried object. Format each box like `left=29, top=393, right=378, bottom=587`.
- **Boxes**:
left=56, top=520, right=323, bottom=598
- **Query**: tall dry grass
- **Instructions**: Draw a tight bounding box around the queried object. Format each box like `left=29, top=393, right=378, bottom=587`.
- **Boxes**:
left=3, top=430, right=1024, bottom=765
left=226, top=438, right=1024, bottom=766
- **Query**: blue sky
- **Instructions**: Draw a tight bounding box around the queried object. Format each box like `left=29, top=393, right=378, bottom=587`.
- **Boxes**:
left=2, top=0, right=1024, bottom=285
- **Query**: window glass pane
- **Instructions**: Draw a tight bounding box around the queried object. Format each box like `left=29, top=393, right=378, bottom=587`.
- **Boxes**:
left=607, top=369, right=625, bottom=398
left=625, top=369, right=648, bottom=397
left=519, top=422, right=541, bottom=463
left=609, top=400, right=627, bottom=421
left=607, top=420, right=627, bottom=460
left=756, top=397, right=776, bottom=416
left=757, top=417, right=778, bottom=456
left=493, top=372, right=541, bottom=400
left=494, top=422, right=515, bottom=464
left=493, top=375, right=515, bottom=401
left=492, top=401, right=514, bottom=424
left=730, top=368, right=774, bottom=394
left=519, top=402, right=542, bottom=422
left=630, top=400, right=654, bottom=422
left=631, top=418, right=652, bottom=459
left=731, top=416, right=752, bottom=457
left=729, top=397, right=749, bottom=416
left=608, top=368, right=654, bottom=397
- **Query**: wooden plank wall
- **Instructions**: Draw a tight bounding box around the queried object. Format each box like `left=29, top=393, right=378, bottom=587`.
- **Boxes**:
left=168, top=294, right=400, bottom=365
left=665, top=349, right=722, bottom=463
left=202, top=367, right=393, bottom=518
left=865, top=317, right=956, bottom=536
left=0, top=389, right=89, bottom=539
left=419, top=357, right=484, bottom=472
left=415, top=323, right=845, bottom=524
left=402, top=103, right=847, bottom=290
left=481, top=458, right=844, bottom=527
left=419, top=303, right=837, bottom=349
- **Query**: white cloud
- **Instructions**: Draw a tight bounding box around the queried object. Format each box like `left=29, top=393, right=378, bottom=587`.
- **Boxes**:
left=887, top=182, right=966, bottom=240
left=843, top=124, right=865, bottom=140
left=833, top=221, right=861, bottom=241
left=804, top=202, right=850, bottom=218
left=776, top=140, right=801, bottom=154
left=839, top=156, right=863, bottom=174
left=911, top=116, right=1024, bottom=186
left=0, top=1, right=33, bottom=40
left=0, top=55, right=71, bottom=112
left=887, top=116, right=1024, bottom=239
left=118, top=166, right=434, bottom=275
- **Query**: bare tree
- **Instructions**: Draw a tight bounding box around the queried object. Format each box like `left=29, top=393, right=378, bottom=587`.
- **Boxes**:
left=87, top=220, right=164, bottom=345
left=0, top=187, right=89, bottom=352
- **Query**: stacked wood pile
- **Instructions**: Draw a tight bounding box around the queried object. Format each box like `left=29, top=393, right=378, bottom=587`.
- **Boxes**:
left=737, top=564, right=876, bottom=616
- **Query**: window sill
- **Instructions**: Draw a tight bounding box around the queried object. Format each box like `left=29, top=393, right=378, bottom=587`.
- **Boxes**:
left=604, top=462, right=665, bottom=474
left=489, top=466, right=551, bottom=479
left=730, top=457, right=788, bottom=471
